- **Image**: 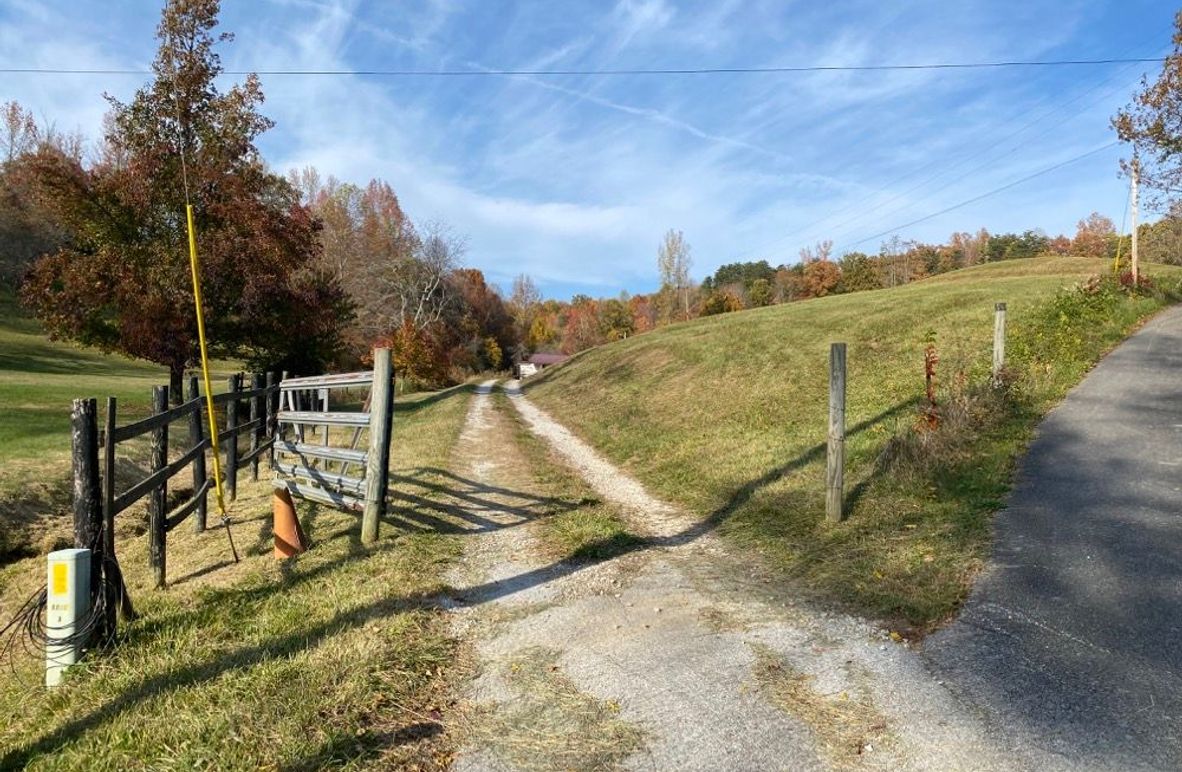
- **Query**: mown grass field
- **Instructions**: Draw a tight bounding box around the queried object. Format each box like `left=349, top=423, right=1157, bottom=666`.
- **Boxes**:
left=526, top=257, right=1182, bottom=631
left=0, top=382, right=475, bottom=769
left=0, top=288, right=240, bottom=561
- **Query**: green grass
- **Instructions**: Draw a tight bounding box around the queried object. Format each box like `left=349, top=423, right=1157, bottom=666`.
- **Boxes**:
left=0, top=382, right=475, bottom=769
left=492, top=393, right=643, bottom=564
left=526, top=257, right=1182, bottom=630
left=0, top=289, right=194, bottom=460
left=0, top=289, right=242, bottom=561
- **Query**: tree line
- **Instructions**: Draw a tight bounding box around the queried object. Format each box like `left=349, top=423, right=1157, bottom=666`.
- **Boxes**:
left=4, top=2, right=1182, bottom=387
left=0, top=0, right=517, bottom=395
left=511, top=207, right=1177, bottom=358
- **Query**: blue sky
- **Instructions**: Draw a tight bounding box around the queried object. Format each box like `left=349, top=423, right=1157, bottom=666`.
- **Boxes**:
left=1, top=0, right=1177, bottom=299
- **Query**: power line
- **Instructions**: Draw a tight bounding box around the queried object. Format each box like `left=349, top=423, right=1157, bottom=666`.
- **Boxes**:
left=741, top=42, right=1163, bottom=260
left=0, top=57, right=1166, bottom=77
left=836, top=141, right=1120, bottom=252
left=817, top=64, right=1152, bottom=251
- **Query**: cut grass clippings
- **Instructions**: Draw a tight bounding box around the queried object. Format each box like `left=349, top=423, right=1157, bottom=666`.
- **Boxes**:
left=0, top=384, right=475, bottom=770
left=466, top=646, right=645, bottom=771
left=526, top=257, right=1182, bottom=630
left=750, top=644, right=889, bottom=768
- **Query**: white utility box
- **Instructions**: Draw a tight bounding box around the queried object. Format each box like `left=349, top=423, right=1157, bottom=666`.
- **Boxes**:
left=45, top=548, right=91, bottom=687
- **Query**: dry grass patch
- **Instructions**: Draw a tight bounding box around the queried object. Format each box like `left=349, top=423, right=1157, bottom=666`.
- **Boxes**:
left=751, top=644, right=889, bottom=768
left=465, top=646, right=645, bottom=771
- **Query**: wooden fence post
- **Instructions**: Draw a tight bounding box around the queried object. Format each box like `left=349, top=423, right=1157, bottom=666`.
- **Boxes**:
left=265, top=371, right=277, bottom=471
left=992, top=302, right=1006, bottom=385
left=362, top=348, right=394, bottom=544
left=148, top=385, right=168, bottom=588
left=71, top=398, right=102, bottom=618
left=188, top=376, right=208, bottom=533
left=226, top=374, right=241, bottom=502
left=250, top=373, right=263, bottom=482
left=826, top=343, right=847, bottom=523
left=100, top=396, right=118, bottom=640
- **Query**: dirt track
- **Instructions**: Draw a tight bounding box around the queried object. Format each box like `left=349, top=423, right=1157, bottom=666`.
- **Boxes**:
left=444, top=380, right=1069, bottom=771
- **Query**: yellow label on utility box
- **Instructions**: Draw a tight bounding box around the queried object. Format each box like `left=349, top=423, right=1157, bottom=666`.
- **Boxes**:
left=51, top=563, right=69, bottom=596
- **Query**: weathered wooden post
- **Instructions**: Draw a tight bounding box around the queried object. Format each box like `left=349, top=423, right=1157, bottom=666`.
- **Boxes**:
left=826, top=343, right=847, bottom=523
left=250, top=373, right=264, bottom=482
left=265, top=371, right=277, bottom=470
left=320, top=388, right=330, bottom=450
left=362, top=348, right=394, bottom=544
left=226, top=374, right=241, bottom=502
left=100, top=396, right=118, bottom=639
left=71, top=398, right=102, bottom=616
left=992, top=302, right=1007, bottom=385
left=188, top=376, right=208, bottom=533
left=148, top=385, right=168, bottom=588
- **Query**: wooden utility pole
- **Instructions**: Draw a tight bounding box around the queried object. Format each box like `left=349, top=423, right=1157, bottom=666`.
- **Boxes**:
left=826, top=343, right=847, bottom=523
left=1131, top=158, right=1140, bottom=286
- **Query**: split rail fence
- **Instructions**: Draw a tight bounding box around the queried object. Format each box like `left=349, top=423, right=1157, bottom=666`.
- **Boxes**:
left=68, top=349, right=395, bottom=639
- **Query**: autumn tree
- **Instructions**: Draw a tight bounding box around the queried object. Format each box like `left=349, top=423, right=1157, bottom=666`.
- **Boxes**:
left=798, top=240, right=833, bottom=264
left=800, top=259, right=841, bottom=298
left=1072, top=212, right=1116, bottom=258
left=0, top=103, right=70, bottom=286
left=1138, top=201, right=1182, bottom=264
left=294, top=171, right=421, bottom=353
left=837, top=252, right=881, bottom=293
left=657, top=229, right=693, bottom=321
left=1113, top=11, right=1182, bottom=206
left=508, top=273, right=542, bottom=357
left=629, top=294, right=657, bottom=333
left=21, top=0, right=349, bottom=399
left=1047, top=234, right=1073, bottom=255
left=561, top=299, right=605, bottom=354
left=701, top=289, right=743, bottom=315
left=748, top=278, right=773, bottom=307
left=599, top=295, right=635, bottom=341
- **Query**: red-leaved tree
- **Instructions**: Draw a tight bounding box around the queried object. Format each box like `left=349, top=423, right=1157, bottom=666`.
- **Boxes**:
left=21, top=0, right=350, bottom=400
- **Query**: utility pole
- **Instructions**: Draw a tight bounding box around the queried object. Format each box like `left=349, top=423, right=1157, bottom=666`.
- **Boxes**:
left=1131, top=157, right=1140, bottom=286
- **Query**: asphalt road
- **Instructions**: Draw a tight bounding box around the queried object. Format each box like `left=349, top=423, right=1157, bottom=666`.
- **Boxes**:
left=925, top=305, right=1182, bottom=770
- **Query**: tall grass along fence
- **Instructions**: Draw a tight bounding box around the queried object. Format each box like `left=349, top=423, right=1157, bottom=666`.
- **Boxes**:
left=825, top=302, right=1008, bottom=523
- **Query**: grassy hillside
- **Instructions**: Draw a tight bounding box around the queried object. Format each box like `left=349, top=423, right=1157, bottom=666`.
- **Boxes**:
left=527, top=257, right=1182, bottom=630
left=0, top=289, right=247, bottom=562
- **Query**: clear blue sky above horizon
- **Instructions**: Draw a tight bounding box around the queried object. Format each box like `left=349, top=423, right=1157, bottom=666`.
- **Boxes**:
left=1, top=0, right=1177, bottom=299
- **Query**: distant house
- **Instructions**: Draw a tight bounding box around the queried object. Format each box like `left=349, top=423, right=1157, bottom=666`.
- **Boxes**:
left=514, top=351, right=570, bottom=379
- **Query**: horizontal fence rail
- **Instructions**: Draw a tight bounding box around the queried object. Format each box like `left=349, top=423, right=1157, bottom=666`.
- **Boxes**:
left=90, top=372, right=281, bottom=589
left=272, top=351, right=393, bottom=543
